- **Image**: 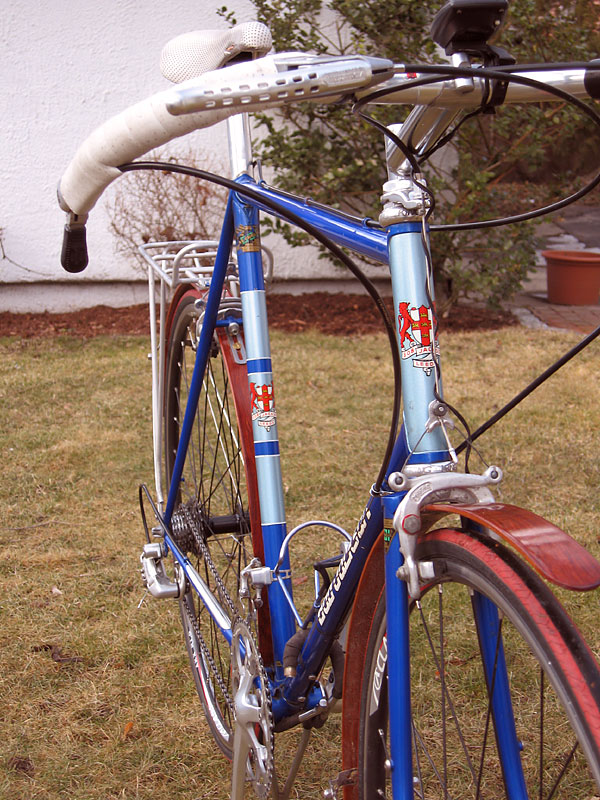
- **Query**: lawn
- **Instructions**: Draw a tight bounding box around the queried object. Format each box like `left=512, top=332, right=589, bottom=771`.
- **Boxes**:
left=1, top=325, right=598, bottom=798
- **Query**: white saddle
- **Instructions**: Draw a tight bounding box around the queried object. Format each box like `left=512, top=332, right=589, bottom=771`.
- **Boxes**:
left=160, top=21, right=273, bottom=83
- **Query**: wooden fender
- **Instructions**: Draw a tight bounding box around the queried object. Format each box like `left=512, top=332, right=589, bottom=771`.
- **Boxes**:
left=341, top=532, right=384, bottom=800
left=424, top=502, right=600, bottom=592
left=341, top=503, right=600, bottom=797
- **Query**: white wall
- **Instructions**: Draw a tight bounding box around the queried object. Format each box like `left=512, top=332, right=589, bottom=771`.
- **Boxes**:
left=1, top=0, right=389, bottom=312
left=1, top=0, right=237, bottom=310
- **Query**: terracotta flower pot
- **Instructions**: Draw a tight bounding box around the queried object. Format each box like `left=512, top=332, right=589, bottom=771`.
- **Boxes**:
left=542, top=250, right=600, bottom=306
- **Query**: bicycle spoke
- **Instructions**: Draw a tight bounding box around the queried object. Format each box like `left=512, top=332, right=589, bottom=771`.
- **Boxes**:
left=546, top=741, right=578, bottom=800
left=412, top=722, right=458, bottom=800
left=360, top=531, right=600, bottom=799
left=206, top=368, right=243, bottom=467
left=165, top=291, right=259, bottom=759
left=416, top=597, right=478, bottom=787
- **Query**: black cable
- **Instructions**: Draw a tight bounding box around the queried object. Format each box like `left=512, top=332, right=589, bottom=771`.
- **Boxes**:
left=455, top=323, right=600, bottom=455
left=356, top=60, right=600, bottom=462
left=354, top=108, right=421, bottom=174
left=118, top=160, right=400, bottom=493
left=418, top=223, right=475, bottom=470
left=354, top=75, right=493, bottom=169
left=419, top=104, right=487, bottom=162
left=120, top=61, right=600, bottom=473
left=353, top=108, right=437, bottom=217
left=355, top=62, right=600, bottom=231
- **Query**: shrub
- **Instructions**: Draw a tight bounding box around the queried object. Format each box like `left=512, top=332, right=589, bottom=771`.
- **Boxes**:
left=223, top=0, right=599, bottom=311
left=108, top=149, right=226, bottom=271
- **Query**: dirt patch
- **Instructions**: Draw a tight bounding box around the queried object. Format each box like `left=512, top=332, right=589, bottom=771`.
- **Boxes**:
left=0, top=293, right=515, bottom=339
left=266, top=293, right=515, bottom=335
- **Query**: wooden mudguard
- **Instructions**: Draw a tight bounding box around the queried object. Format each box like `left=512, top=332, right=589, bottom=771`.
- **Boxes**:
left=341, top=503, right=600, bottom=797
left=424, top=502, right=600, bottom=591
left=341, top=532, right=384, bottom=800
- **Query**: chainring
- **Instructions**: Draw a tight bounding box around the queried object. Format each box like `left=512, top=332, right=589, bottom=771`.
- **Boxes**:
left=230, top=618, right=274, bottom=799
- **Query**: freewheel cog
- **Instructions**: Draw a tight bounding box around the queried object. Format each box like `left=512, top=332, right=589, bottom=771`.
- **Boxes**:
left=230, top=619, right=274, bottom=799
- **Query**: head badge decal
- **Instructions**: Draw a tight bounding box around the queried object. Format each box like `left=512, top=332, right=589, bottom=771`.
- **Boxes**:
left=398, top=302, right=439, bottom=377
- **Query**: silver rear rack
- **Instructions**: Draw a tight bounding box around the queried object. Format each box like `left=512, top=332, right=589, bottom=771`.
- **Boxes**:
left=140, top=239, right=230, bottom=288
left=139, top=239, right=273, bottom=509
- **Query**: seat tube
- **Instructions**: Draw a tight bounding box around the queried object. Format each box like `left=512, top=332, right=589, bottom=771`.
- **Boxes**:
left=226, top=115, right=296, bottom=669
left=388, top=223, right=450, bottom=467
left=231, top=189, right=296, bottom=672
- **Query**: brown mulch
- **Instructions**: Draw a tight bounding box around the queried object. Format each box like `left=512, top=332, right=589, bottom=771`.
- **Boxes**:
left=0, top=293, right=515, bottom=339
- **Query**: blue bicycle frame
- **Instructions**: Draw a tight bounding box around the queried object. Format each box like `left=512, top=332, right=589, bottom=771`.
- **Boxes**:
left=160, top=169, right=526, bottom=799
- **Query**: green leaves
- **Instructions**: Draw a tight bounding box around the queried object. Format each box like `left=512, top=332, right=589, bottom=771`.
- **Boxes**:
left=227, top=0, right=599, bottom=309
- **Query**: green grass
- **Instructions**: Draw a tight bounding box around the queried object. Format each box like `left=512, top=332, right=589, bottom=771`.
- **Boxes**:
left=0, top=325, right=599, bottom=798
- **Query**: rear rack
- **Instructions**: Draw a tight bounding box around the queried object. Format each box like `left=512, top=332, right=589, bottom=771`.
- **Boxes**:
left=139, top=239, right=273, bottom=509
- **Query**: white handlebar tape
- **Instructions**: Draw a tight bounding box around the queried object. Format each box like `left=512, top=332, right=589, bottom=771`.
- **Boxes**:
left=58, top=55, right=280, bottom=216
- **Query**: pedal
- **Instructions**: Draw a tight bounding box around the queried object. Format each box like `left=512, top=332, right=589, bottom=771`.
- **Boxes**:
left=139, top=542, right=182, bottom=599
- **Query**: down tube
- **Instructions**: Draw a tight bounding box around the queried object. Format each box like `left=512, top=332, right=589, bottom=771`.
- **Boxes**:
left=232, top=192, right=296, bottom=673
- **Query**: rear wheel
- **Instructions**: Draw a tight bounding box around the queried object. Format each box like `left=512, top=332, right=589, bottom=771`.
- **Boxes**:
left=358, top=528, right=600, bottom=799
left=164, top=287, right=262, bottom=758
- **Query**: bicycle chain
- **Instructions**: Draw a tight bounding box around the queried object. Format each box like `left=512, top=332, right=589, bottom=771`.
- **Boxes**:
left=175, top=503, right=274, bottom=795
left=176, top=503, right=238, bottom=619
left=181, top=593, right=235, bottom=716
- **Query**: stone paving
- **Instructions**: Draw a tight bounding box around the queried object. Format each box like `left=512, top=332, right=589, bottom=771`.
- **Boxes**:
left=513, top=293, right=600, bottom=334
left=510, top=205, right=600, bottom=334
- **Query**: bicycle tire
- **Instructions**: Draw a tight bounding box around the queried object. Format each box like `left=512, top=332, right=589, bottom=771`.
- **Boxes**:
left=358, top=527, right=600, bottom=799
left=164, top=286, right=264, bottom=759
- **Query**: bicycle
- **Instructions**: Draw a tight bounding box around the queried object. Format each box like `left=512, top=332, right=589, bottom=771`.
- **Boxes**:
left=58, top=3, right=600, bottom=798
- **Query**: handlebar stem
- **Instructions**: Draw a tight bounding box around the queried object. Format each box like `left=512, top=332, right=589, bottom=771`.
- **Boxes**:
left=385, top=106, right=461, bottom=177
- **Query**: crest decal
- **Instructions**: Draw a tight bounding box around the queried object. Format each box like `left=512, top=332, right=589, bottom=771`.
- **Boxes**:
left=250, top=382, right=276, bottom=431
left=398, top=301, right=439, bottom=377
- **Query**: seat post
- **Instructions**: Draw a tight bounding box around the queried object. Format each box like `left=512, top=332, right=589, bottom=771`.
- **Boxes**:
left=227, top=113, right=253, bottom=178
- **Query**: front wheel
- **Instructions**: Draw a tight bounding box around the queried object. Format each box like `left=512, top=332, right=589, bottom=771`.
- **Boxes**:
left=358, top=528, right=600, bottom=799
